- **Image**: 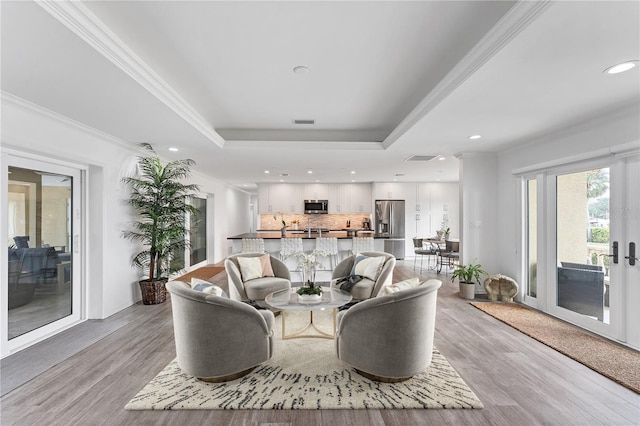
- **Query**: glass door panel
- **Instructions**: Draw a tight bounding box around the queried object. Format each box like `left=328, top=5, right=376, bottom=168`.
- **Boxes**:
left=556, top=168, right=610, bottom=324
left=526, top=179, right=537, bottom=298
left=7, top=166, right=74, bottom=339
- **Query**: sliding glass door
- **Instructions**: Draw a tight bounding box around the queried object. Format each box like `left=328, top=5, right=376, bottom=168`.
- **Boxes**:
left=2, top=154, right=83, bottom=354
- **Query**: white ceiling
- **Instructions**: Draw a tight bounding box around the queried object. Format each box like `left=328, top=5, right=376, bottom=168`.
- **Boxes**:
left=2, top=1, right=639, bottom=191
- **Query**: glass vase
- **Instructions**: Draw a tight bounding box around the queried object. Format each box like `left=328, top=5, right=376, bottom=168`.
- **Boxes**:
left=303, top=265, right=316, bottom=286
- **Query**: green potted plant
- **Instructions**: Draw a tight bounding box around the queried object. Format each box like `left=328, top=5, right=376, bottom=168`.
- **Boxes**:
left=451, top=262, right=487, bottom=300
left=122, top=143, right=199, bottom=304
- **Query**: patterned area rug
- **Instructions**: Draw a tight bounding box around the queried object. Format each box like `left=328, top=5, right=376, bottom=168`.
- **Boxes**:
left=126, top=310, right=483, bottom=410
left=471, top=302, right=640, bottom=394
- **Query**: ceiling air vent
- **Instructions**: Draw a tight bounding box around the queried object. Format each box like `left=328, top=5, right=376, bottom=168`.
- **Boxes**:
left=405, top=155, right=438, bottom=162
left=292, top=119, right=315, bottom=125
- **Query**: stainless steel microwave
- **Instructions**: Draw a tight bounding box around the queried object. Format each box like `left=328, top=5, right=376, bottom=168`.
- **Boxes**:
left=304, top=200, right=328, bottom=214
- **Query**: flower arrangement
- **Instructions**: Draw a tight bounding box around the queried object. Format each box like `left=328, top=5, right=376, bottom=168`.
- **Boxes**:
left=297, top=280, right=323, bottom=296
left=273, top=212, right=286, bottom=229
left=295, top=249, right=328, bottom=294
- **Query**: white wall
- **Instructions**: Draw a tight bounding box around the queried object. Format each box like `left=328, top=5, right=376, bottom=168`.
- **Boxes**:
left=459, top=153, right=499, bottom=277
left=495, top=104, right=640, bottom=285
left=1, top=95, right=249, bottom=319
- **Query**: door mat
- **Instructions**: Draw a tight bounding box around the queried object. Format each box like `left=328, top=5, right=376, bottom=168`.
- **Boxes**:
left=471, top=302, right=640, bottom=394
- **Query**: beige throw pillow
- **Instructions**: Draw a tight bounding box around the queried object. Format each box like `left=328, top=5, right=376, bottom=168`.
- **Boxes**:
left=258, top=254, right=274, bottom=277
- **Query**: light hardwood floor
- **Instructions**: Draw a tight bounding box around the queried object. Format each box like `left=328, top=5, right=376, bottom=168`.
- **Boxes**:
left=2, top=260, right=639, bottom=425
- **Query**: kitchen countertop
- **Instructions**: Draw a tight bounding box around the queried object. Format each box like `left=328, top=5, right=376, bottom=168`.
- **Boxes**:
left=227, top=231, right=385, bottom=239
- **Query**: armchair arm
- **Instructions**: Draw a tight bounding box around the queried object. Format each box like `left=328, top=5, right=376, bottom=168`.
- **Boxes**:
left=224, top=259, right=247, bottom=300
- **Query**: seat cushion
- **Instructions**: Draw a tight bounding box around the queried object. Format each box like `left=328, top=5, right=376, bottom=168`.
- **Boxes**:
left=350, top=278, right=375, bottom=300
left=245, top=277, right=290, bottom=301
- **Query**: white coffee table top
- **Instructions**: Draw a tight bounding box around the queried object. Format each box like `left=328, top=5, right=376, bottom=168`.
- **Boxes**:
left=265, top=286, right=352, bottom=311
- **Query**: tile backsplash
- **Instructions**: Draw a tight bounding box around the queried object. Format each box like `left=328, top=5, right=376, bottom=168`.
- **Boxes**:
left=260, top=214, right=372, bottom=231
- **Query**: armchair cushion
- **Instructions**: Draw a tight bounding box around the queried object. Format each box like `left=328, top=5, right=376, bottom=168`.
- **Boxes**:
left=238, top=256, right=264, bottom=281
left=378, top=277, right=420, bottom=296
left=244, top=277, right=292, bottom=301
left=259, top=254, right=275, bottom=277
left=238, top=254, right=276, bottom=281
left=351, top=255, right=386, bottom=281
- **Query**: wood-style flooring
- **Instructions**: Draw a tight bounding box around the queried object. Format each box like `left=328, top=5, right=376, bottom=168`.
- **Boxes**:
left=1, top=260, right=639, bottom=425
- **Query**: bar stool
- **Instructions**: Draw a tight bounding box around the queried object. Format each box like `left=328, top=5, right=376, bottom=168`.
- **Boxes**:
left=315, top=237, right=339, bottom=270
left=280, top=238, right=304, bottom=280
left=241, top=238, right=265, bottom=253
left=351, top=237, right=374, bottom=255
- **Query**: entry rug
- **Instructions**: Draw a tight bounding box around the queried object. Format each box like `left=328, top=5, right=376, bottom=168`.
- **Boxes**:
left=126, top=312, right=483, bottom=410
left=471, top=301, right=640, bottom=394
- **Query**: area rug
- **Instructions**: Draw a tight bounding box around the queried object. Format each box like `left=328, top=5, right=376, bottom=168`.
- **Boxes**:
left=173, top=265, right=225, bottom=282
left=125, top=310, right=483, bottom=410
left=471, top=302, right=640, bottom=394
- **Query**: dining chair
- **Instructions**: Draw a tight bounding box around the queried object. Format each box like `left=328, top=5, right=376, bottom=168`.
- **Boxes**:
left=241, top=238, right=265, bottom=253
left=351, top=237, right=375, bottom=255
left=412, top=238, right=437, bottom=272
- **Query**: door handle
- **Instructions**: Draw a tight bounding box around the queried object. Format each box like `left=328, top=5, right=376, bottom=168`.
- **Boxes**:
left=625, top=242, right=637, bottom=266
left=600, top=241, right=618, bottom=264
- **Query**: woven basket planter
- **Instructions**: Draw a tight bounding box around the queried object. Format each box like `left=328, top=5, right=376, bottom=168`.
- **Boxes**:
left=139, top=279, right=168, bottom=305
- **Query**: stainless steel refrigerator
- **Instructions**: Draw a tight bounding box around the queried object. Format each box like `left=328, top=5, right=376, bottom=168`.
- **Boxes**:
left=375, top=200, right=405, bottom=260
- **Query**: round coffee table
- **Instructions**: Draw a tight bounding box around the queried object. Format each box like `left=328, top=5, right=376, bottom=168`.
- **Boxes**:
left=265, top=285, right=352, bottom=339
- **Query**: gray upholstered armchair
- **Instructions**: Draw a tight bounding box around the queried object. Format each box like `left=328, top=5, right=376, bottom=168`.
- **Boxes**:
left=335, top=279, right=442, bottom=382
left=331, top=251, right=396, bottom=300
left=167, top=281, right=275, bottom=382
left=225, top=253, right=291, bottom=306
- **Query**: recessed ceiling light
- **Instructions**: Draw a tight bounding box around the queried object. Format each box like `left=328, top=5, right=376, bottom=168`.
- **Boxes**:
left=293, top=65, right=310, bottom=74
left=168, top=147, right=179, bottom=152
left=436, top=178, right=441, bottom=181
left=279, top=179, right=284, bottom=182
left=243, top=184, right=248, bottom=187
left=315, top=179, right=320, bottom=182
left=351, top=179, right=356, bottom=182
left=307, top=170, right=313, bottom=174
left=393, top=178, right=397, bottom=181
left=350, top=171, right=356, bottom=174
left=264, top=170, right=270, bottom=174
left=439, top=157, right=446, bottom=161
left=603, top=60, right=639, bottom=74
left=469, top=135, right=482, bottom=140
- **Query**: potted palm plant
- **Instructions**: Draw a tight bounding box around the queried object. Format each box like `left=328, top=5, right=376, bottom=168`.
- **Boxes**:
left=122, top=143, right=199, bottom=304
left=451, top=262, right=487, bottom=300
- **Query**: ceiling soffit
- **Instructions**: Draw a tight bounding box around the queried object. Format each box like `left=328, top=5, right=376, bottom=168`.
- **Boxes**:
left=36, top=0, right=225, bottom=148
left=33, top=0, right=553, bottom=151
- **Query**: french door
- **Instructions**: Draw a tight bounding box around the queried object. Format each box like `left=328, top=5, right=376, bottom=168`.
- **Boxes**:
left=524, top=153, right=639, bottom=349
left=2, top=153, right=84, bottom=356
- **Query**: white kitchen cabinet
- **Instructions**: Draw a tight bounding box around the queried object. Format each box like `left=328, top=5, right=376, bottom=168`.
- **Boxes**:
left=335, top=184, right=351, bottom=213
left=351, top=183, right=372, bottom=213
left=258, top=183, right=303, bottom=214
left=280, top=184, right=303, bottom=213
left=372, top=182, right=408, bottom=200
left=303, top=183, right=329, bottom=200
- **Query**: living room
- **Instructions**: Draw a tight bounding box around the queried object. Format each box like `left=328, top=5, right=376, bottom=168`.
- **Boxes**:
left=1, top=1, right=639, bottom=424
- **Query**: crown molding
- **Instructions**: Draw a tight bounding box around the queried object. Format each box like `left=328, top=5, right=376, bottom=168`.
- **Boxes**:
left=224, top=140, right=383, bottom=151
left=36, top=0, right=225, bottom=149
left=383, top=0, right=553, bottom=149
left=2, top=91, right=135, bottom=151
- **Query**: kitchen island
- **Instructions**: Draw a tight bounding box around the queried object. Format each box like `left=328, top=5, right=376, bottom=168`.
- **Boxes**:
left=227, top=230, right=385, bottom=260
